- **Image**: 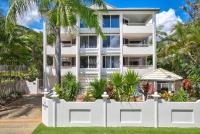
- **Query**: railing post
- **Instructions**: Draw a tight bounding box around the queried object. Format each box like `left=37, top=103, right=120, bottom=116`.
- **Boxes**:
left=152, top=92, right=160, bottom=128
left=51, top=89, right=58, bottom=127
left=102, top=92, right=109, bottom=127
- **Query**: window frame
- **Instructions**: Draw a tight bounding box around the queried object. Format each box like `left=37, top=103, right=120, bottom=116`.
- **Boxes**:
left=80, top=56, right=97, bottom=68
left=80, top=36, right=97, bottom=48
left=103, top=56, right=120, bottom=68
left=103, top=15, right=120, bottom=28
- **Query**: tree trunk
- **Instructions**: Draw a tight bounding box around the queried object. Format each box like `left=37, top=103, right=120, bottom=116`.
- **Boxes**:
left=55, top=27, right=61, bottom=85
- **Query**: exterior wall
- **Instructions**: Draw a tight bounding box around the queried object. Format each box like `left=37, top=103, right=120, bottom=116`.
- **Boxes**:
left=45, top=9, right=158, bottom=87
left=42, top=97, right=200, bottom=128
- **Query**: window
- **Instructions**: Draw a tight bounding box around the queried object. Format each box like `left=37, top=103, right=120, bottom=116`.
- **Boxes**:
left=80, top=36, right=97, bottom=48
left=103, top=35, right=120, bottom=48
left=62, top=57, right=76, bottom=67
left=103, top=15, right=110, bottom=28
left=103, top=56, right=119, bottom=68
left=80, top=56, right=97, bottom=68
left=103, top=15, right=119, bottom=28
left=111, top=15, right=120, bottom=28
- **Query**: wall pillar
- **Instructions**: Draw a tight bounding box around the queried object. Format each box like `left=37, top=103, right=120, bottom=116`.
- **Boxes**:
left=152, top=92, right=160, bottom=128
left=102, top=92, right=109, bottom=127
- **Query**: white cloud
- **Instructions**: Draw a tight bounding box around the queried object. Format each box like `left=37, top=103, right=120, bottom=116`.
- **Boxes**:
left=33, top=28, right=43, bottom=33
left=156, top=9, right=182, bottom=34
left=16, top=3, right=41, bottom=27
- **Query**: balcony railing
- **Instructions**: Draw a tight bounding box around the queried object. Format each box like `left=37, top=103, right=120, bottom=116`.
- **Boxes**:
left=123, top=65, right=153, bottom=69
left=62, top=43, right=76, bottom=47
left=124, top=44, right=151, bottom=47
left=123, top=23, right=152, bottom=26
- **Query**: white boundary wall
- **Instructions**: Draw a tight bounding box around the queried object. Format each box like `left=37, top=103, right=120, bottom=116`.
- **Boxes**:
left=42, top=97, right=200, bottom=128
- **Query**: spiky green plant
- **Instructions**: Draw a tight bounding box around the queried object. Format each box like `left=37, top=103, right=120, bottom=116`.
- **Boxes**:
left=111, top=72, right=123, bottom=101
left=90, top=79, right=107, bottom=99
left=123, top=70, right=140, bottom=101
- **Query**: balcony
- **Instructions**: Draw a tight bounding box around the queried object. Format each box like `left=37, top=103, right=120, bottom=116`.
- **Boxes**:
left=46, top=44, right=76, bottom=55
left=80, top=68, right=98, bottom=75
left=123, top=23, right=152, bottom=34
left=102, top=68, right=120, bottom=75
left=102, top=48, right=121, bottom=54
left=46, top=66, right=76, bottom=76
left=80, top=48, right=98, bottom=55
left=123, top=44, right=153, bottom=56
left=102, top=28, right=120, bottom=33
left=123, top=65, right=154, bottom=76
left=80, top=28, right=96, bottom=33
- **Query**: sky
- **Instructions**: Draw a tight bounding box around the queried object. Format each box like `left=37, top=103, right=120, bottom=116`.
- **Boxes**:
left=0, top=0, right=189, bottom=33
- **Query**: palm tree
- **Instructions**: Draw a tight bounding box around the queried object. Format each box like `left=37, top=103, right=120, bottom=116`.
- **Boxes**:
left=6, top=0, right=106, bottom=85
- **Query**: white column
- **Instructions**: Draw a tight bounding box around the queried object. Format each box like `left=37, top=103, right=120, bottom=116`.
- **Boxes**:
left=43, top=21, right=48, bottom=90
left=76, top=17, right=80, bottom=81
left=76, top=35, right=80, bottom=81
left=120, top=13, right=123, bottom=73
left=152, top=13, right=157, bottom=69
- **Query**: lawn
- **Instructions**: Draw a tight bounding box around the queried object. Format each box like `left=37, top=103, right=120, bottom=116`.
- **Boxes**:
left=33, top=124, right=200, bottom=134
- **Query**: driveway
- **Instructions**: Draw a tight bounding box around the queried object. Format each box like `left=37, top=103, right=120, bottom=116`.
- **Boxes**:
left=0, top=94, right=42, bottom=134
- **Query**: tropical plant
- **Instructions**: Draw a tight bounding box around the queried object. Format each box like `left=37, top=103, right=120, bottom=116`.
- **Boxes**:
left=55, top=72, right=80, bottom=101
left=6, top=0, right=106, bottom=85
left=90, top=79, right=107, bottom=99
left=181, top=0, right=200, bottom=21
left=123, top=70, right=140, bottom=101
left=111, top=70, right=140, bottom=101
left=105, top=81, right=116, bottom=99
left=157, top=1, right=200, bottom=100
left=111, top=72, right=123, bottom=101
left=171, top=88, right=189, bottom=102
left=83, top=91, right=94, bottom=102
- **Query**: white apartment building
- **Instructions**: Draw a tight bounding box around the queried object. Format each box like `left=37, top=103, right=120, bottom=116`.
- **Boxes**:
left=44, top=4, right=159, bottom=88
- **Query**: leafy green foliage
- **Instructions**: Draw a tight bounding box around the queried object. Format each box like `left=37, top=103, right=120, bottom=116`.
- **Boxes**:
left=55, top=72, right=80, bottom=101
left=171, top=88, right=189, bottom=102
left=157, top=1, right=200, bottom=100
left=111, top=72, right=123, bottom=101
left=24, top=65, right=39, bottom=82
left=90, top=79, right=107, bottom=99
left=6, top=0, right=107, bottom=85
left=111, top=70, right=140, bottom=101
left=123, top=70, right=140, bottom=101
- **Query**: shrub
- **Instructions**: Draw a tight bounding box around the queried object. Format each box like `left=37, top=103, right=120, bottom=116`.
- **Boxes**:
left=111, top=70, right=140, bottom=101
left=171, top=88, right=189, bottom=102
left=123, top=70, right=140, bottom=101
left=90, top=79, right=107, bottom=99
left=83, top=91, right=95, bottom=102
left=24, top=65, right=39, bottom=82
left=105, top=81, right=116, bottom=99
left=55, top=72, right=80, bottom=101
left=111, top=72, right=123, bottom=101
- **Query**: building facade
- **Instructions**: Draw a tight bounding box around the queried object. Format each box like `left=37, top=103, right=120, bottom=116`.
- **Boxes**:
left=44, top=4, right=159, bottom=88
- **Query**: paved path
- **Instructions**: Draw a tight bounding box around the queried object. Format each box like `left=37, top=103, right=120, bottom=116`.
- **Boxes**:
left=0, top=94, right=42, bottom=134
